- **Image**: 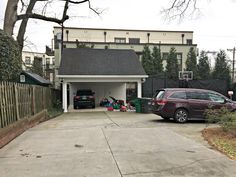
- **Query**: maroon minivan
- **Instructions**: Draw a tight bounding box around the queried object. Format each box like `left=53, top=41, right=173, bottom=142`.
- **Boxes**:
left=151, top=88, right=236, bottom=123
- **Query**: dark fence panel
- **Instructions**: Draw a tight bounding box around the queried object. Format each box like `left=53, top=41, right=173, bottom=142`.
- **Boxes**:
left=188, top=79, right=228, bottom=96
left=143, top=77, right=229, bottom=98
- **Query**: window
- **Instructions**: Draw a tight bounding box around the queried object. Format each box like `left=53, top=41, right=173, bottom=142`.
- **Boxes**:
left=129, top=38, right=140, bottom=44
left=52, top=58, right=55, bottom=65
left=114, top=37, right=126, bottom=43
left=25, top=57, right=31, bottom=65
left=46, top=58, right=50, bottom=69
left=208, top=93, right=225, bottom=103
left=46, top=58, right=50, bottom=65
left=169, top=92, right=186, bottom=99
left=176, top=53, right=182, bottom=71
left=187, top=92, right=209, bottom=101
left=162, top=53, right=168, bottom=60
left=186, top=39, right=192, bottom=45
left=155, top=90, right=165, bottom=99
left=20, top=75, right=25, bottom=83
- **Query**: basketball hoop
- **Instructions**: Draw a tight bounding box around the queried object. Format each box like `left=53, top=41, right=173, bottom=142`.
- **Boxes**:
left=179, top=71, right=193, bottom=81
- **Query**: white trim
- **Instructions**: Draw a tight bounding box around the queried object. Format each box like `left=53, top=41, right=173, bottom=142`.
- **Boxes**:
left=62, top=82, right=68, bottom=112
left=57, top=75, right=148, bottom=78
left=61, top=78, right=143, bottom=83
left=137, top=81, right=142, bottom=98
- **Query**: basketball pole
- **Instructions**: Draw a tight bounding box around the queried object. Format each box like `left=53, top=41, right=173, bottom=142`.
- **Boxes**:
left=227, top=47, right=235, bottom=84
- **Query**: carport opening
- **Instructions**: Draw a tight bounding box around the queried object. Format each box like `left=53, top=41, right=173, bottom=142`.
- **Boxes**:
left=69, top=82, right=138, bottom=110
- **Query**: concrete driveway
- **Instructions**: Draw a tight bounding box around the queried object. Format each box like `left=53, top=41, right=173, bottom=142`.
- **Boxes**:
left=0, top=111, right=235, bottom=177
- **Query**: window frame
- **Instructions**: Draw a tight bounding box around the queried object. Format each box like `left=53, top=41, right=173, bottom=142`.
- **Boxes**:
left=208, top=92, right=226, bottom=103
left=128, top=38, right=140, bottom=44
left=114, top=37, right=126, bottom=43
left=186, top=39, right=193, bottom=45
left=186, top=91, right=210, bottom=101
left=25, top=56, right=31, bottom=65
left=169, top=91, right=187, bottom=100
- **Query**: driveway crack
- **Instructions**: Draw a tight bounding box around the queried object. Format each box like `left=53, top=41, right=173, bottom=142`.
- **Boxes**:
left=101, top=128, right=123, bottom=177
left=104, top=112, right=120, bottom=127
left=123, top=157, right=221, bottom=176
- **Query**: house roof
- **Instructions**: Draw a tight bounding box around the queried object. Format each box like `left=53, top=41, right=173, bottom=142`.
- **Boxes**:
left=54, top=26, right=194, bottom=33
left=22, top=71, right=51, bottom=85
left=58, top=48, right=147, bottom=76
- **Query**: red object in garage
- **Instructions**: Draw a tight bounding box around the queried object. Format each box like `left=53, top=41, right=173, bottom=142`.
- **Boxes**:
left=107, top=106, right=114, bottom=111
left=120, top=106, right=127, bottom=112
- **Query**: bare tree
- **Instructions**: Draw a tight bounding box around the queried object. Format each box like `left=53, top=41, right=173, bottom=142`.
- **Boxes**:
left=161, top=0, right=201, bottom=22
left=3, top=0, right=100, bottom=51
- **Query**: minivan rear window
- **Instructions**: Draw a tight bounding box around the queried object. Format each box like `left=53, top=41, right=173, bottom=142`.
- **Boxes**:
left=155, top=90, right=165, bottom=99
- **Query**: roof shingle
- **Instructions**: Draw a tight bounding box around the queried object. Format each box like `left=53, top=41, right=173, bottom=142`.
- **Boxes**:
left=58, top=48, right=146, bottom=76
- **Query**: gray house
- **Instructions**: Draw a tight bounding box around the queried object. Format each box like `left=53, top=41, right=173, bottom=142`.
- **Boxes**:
left=57, top=48, right=148, bottom=112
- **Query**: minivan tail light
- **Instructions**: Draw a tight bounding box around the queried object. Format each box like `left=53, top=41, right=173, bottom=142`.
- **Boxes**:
left=155, top=99, right=167, bottom=106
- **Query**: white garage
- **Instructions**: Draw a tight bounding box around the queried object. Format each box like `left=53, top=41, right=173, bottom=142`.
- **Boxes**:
left=57, top=48, right=148, bottom=112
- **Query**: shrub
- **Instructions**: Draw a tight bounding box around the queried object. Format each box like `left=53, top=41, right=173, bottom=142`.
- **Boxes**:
left=0, top=29, right=22, bottom=81
left=205, top=107, right=236, bottom=133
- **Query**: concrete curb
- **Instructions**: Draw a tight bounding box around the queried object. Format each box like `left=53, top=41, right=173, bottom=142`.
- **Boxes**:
left=0, top=110, right=47, bottom=149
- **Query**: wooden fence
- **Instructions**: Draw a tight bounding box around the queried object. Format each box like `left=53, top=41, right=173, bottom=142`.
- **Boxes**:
left=0, top=81, right=54, bottom=129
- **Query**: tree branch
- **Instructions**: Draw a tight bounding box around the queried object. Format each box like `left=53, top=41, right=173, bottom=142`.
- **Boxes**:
left=67, top=0, right=101, bottom=15
left=17, top=0, right=38, bottom=51
left=17, top=13, right=68, bottom=24
left=67, top=0, right=89, bottom=4
left=161, top=0, right=199, bottom=22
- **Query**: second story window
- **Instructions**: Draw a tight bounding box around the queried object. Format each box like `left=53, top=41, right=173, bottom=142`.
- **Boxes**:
left=129, top=38, right=140, bottom=44
left=46, top=58, right=50, bottom=65
left=162, top=53, right=169, bottom=60
left=25, top=57, right=31, bottom=65
left=177, top=53, right=183, bottom=71
left=52, top=58, right=55, bottom=65
left=186, top=39, right=192, bottom=45
left=114, top=37, right=126, bottom=43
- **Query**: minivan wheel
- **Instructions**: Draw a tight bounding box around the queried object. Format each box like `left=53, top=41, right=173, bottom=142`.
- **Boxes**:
left=174, top=109, right=188, bottom=123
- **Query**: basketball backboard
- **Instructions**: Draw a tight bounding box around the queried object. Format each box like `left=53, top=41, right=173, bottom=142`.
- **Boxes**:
left=179, top=71, right=193, bottom=81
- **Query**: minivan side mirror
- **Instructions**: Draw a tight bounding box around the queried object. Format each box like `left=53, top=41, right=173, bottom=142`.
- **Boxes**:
left=224, top=98, right=232, bottom=103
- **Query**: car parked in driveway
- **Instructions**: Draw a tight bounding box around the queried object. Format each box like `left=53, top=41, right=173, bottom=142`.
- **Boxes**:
left=74, top=89, right=95, bottom=109
left=151, top=88, right=236, bottom=123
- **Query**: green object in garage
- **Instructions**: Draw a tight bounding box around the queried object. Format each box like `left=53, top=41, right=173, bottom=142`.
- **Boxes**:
left=113, top=104, right=120, bottom=109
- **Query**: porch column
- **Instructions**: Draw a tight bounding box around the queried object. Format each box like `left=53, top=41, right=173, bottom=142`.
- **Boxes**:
left=137, top=80, right=142, bottom=98
left=62, top=81, right=68, bottom=112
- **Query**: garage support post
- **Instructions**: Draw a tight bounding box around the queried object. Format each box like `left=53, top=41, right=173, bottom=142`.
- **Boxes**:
left=62, top=81, right=68, bottom=112
left=137, top=81, right=142, bottom=98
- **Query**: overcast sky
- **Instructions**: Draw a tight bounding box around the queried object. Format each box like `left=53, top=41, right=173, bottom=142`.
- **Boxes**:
left=1, top=0, right=236, bottom=59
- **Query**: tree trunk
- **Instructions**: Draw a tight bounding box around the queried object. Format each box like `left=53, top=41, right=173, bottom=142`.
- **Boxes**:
left=17, top=0, right=37, bottom=51
left=3, top=0, right=19, bottom=36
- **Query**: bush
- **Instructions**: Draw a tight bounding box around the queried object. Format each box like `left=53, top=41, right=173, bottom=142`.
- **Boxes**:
left=0, top=29, right=22, bottom=81
left=205, top=107, right=236, bottom=133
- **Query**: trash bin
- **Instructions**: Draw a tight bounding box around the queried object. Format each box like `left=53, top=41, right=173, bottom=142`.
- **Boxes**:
left=139, top=98, right=152, bottom=113
left=132, top=99, right=141, bottom=113
left=132, top=98, right=151, bottom=113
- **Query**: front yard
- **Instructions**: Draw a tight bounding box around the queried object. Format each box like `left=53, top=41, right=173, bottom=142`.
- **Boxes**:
left=202, top=127, right=236, bottom=160
left=203, top=107, right=236, bottom=160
